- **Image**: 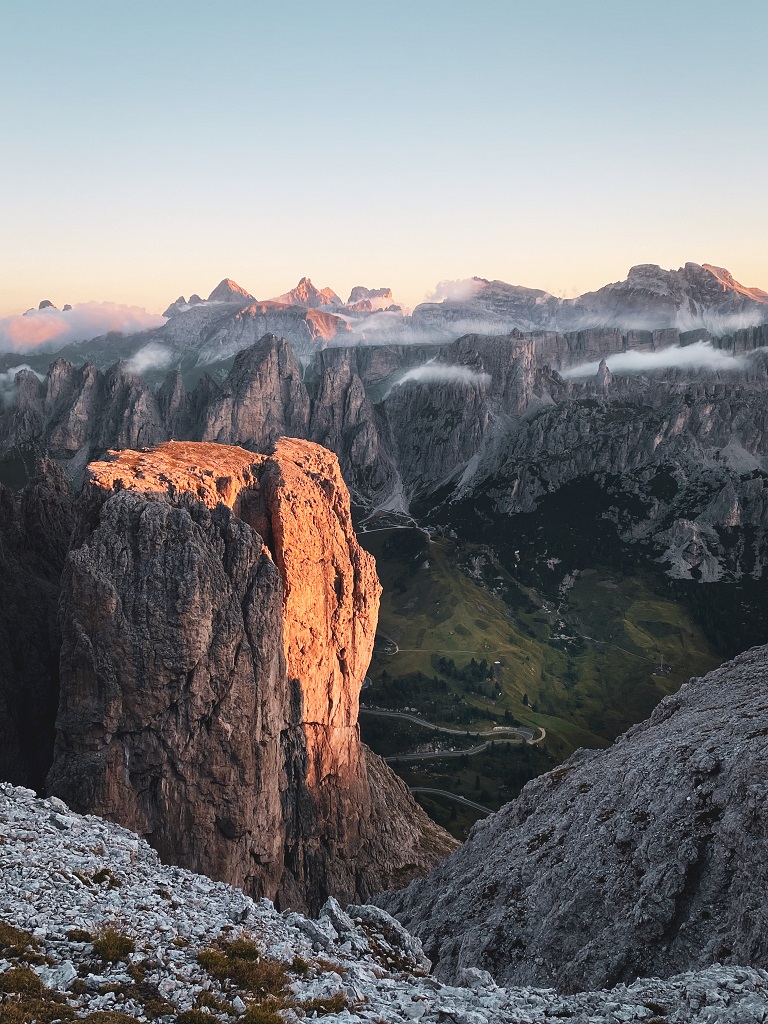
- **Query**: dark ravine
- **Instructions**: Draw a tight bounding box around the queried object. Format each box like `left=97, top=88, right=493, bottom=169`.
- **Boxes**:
left=379, top=642, right=768, bottom=992
left=0, top=461, right=75, bottom=792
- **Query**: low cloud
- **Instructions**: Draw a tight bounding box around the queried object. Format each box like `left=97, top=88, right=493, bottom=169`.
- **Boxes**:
left=425, top=278, right=486, bottom=303
left=347, top=309, right=405, bottom=334
left=125, top=343, right=175, bottom=376
left=0, top=303, right=165, bottom=352
left=343, top=312, right=512, bottom=348
left=389, top=361, right=491, bottom=394
left=563, top=341, right=748, bottom=378
left=674, top=310, right=767, bottom=335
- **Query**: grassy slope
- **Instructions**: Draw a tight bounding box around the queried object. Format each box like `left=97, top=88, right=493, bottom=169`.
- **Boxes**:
left=359, top=527, right=720, bottom=837
left=361, top=529, right=718, bottom=755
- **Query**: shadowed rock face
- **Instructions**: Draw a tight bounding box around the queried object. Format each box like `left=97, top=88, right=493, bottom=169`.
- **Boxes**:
left=47, top=439, right=454, bottom=912
left=380, top=644, right=768, bottom=992
left=199, top=334, right=311, bottom=447
left=0, top=461, right=75, bottom=791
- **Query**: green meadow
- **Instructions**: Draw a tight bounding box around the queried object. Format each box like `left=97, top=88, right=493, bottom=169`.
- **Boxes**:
left=358, top=526, right=721, bottom=836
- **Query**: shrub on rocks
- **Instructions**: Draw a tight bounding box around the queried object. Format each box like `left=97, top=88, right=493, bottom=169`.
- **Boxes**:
left=92, top=928, right=136, bottom=963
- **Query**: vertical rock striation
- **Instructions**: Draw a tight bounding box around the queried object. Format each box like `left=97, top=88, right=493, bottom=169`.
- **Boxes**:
left=47, top=439, right=454, bottom=911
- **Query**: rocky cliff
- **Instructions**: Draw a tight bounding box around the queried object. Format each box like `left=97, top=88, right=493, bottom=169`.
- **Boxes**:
left=46, top=439, right=454, bottom=912
left=381, top=643, right=768, bottom=992
left=3, top=323, right=768, bottom=580
left=450, top=358, right=768, bottom=580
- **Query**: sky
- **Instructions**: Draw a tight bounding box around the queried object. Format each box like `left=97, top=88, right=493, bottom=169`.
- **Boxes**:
left=1, top=0, right=767, bottom=318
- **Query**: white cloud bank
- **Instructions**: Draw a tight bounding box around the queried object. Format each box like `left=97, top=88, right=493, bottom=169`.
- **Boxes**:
left=564, top=341, right=749, bottom=378
left=125, top=343, right=175, bottom=376
left=0, top=303, right=165, bottom=353
left=426, top=279, right=486, bottom=303
left=390, top=361, right=491, bottom=393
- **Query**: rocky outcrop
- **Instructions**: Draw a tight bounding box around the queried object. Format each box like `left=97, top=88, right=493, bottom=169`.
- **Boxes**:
left=572, top=263, right=768, bottom=333
left=47, top=439, right=454, bottom=912
left=0, top=358, right=165, bottom=465
left=199, top=334, right=311, bottom=447
left=309, top=347, right=397, bottom=501
left=452, top=362, right=768, bottom=580
left=410, top=263, right=768, bottom=337
left=381, top=643, right=768, bottom=992
left=0, top=462, right=75, bottom=791
left=193, top=303, right=351, bottom=365
left=384, top=374, right=491, bottom=498
left=346, top=286, right=395, bottom=312
left=6, top=782, right=767, bottom=1024
left=715, top=322, right=768, bottom=354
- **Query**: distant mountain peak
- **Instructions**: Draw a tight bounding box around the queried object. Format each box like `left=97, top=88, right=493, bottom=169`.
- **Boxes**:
left=273, top=278, right=342, bottom=309
left=699, top=263, right=768, bottom=300
left=207, top=278, right=255, bottom=303
left=347, top=286, right=393, bottom=304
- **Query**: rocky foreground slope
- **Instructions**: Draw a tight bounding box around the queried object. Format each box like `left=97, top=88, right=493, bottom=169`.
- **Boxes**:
left=381, top=644, right=768, bottom=994
left=3, top=783, right=768, bottom=1024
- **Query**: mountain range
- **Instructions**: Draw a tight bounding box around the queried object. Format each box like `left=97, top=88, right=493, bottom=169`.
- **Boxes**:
left=1, top=259, right=768, bottom=1015
left=5, top=262, right=768, bottom=383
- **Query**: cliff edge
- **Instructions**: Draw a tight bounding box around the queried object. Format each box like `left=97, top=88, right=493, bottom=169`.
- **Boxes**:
left=47, top=439, right=454, bottom=912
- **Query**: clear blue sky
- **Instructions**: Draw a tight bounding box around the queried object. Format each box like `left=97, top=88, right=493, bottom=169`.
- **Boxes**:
left=1, top=0, right=766, bottom=315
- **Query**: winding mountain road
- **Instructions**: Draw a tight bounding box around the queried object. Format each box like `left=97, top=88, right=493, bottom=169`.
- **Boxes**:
left=359, top=706, right=545, bottom=744
left=385, top=737, right=520, bottom=762
left=409, top=787, right=492, bottom=815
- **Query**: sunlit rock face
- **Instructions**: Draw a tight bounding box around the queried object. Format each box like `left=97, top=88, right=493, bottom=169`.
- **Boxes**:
left=47, top=439, right=454, bottom=912
left=272, top=277, right=343, bottom=309
left=346, top=286, right=395, bottom=312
